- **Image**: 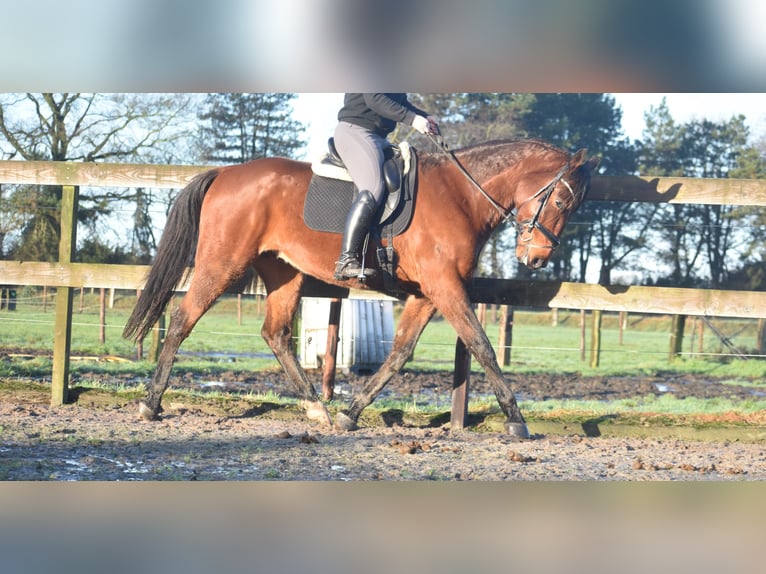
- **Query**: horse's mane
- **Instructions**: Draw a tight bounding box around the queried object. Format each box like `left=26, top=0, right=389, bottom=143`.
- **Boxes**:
left=417, top=138, right=567, bottom=181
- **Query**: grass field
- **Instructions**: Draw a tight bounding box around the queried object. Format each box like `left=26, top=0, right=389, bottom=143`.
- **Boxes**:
left=3, top=288, right=766, bottom=421
left=1, top=288, right=765, bottom=382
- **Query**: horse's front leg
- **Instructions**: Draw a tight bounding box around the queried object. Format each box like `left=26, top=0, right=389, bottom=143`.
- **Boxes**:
left=433, top=289, right=530, bottom=438
left=336, top=295, right=436, bottom=430
left=256, top=257, right=332, bottom=427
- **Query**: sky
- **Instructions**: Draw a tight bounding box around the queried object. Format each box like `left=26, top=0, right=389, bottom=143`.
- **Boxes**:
left=292, top=93, right=766, bottom=160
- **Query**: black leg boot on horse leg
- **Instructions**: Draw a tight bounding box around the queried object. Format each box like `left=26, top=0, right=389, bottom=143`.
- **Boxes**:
left=435, top=290, right=531, bottom=438
left=472, top=346, right=530, bottom=438
left=334, top=190, right=378, bottom=281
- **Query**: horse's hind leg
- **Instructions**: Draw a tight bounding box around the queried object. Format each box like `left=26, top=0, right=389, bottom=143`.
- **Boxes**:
left=255, top=255, right=331, bottom=426
left=140, top=268, right=236, bottom=420
left=336, top=295, right=436, bottom=430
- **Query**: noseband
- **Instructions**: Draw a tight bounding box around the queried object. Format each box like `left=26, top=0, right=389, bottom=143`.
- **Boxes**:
left=514, top=163, right=574, bottom=251
left=429, top=134, right=574, bottom=251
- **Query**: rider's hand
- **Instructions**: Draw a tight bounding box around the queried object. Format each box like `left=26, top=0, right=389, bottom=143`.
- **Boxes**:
left=426, top=116, right=440, bottom=135
left=412, top=115, right=437, bottom=135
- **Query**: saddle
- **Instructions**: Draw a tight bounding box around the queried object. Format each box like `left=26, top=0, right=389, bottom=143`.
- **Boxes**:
left=303, top=138, right=418, bottom=296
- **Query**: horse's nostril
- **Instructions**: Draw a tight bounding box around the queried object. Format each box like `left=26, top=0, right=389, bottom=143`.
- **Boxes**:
left=531, top=257, right=547, bottom=269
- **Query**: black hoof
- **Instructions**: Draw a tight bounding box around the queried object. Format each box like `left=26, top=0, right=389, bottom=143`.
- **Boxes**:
left=504, top=421, right=530, bottom=439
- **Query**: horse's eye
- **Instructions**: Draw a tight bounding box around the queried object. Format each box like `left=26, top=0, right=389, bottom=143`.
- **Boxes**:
left=554, top=199, right=564, bottom=210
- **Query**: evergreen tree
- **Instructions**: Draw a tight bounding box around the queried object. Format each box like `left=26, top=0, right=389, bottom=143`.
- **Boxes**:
left=683, top=116, right=751, bottom=287
left=638, top=98, right=698, bottom=286
left=640, top=102, right=753, bottom=287
left=130, top=187, right=156, bottom=264
left=730, top=138, right=766, bottom=289
left=520, top=93, right=640, bottom=284
left=406, top=93, right=534, bottom=278
left=198, top=93, right=306, bottom=163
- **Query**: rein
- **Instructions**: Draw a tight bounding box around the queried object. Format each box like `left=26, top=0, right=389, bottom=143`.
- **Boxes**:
left=428, top=133, right=516, bottom=225
left=428, top=134, right=572, bottom=250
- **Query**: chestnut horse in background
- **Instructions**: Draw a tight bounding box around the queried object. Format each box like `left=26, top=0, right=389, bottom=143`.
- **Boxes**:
left=123, top=138, right=599, bottom=437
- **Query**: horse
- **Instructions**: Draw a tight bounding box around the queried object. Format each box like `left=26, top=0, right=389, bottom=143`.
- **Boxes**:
left=123, top=138, right=599, bottom=437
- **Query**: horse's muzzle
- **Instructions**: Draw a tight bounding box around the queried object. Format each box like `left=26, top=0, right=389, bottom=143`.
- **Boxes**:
left=518, top=250, right=549, bottom=270
left=517, top=240, right=553, bottom=270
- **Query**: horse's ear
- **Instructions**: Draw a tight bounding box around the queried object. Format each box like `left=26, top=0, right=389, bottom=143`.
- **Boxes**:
left=587, top=156, right=601, bottom=173
left=571, top=148, right=588, bottom=167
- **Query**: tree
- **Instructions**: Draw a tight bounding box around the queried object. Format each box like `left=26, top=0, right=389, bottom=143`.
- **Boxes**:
left=520, top=93, right=642, bottom=284
left=197, top=93, right=306, bottom=163
left=129, top=187, right=156, bottom=264
left=683, top=116, right=750, bottom=287
left=407, top=93, right=534, bottom=278
left=719, top=134, right=766, bottom=289
left=639, top=101, right=753, bottom=287
left=638, top=98, right=698, bottom=286
left=0, top=93, right=196, bottom=262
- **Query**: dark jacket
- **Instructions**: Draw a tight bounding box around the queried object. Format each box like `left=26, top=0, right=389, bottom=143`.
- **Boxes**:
left=337, top=93, right=428, bottom=138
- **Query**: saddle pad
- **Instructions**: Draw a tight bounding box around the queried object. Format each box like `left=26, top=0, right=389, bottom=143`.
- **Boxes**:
left=303, top=154, right=418, bottom=238
left=303, top=176, right=413, bottom=237
left=303, top=176, right=357, bottom=233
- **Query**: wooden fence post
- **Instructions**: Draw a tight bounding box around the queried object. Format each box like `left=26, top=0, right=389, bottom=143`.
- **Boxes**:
left=757, top=318, right=765, bottom=355
left=498, top=305, right=513, bottom=367
left=590, top=310, right=602, bottom=368
left=476, top=303, right=486, bottom=328
left=451, top=337, right=470, bottom=430
left=147, top=313, right=166, bottom=363
left=669, top=314, right=686, bottom=361
left=618, top=311, right=627, bottom=345
left=321, top=298, right=342, bottom=401
left=51, top=185, right=78, bottom=406
left=99, top=287, right=106, bottom=344
left=135, top=289, right=143, bottom=360
left=579, top=309, right=586, bottom=362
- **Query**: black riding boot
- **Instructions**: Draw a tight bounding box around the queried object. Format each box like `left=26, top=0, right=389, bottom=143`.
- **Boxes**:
left=334, top=190, right=378, bottom=280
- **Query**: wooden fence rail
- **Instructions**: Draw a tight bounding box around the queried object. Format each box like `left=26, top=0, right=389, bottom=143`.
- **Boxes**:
left=3, top=262, right=766, bottom=320
left=3, top=158, right=766, bottom=202
left=2, top=160, right=766, bottom=425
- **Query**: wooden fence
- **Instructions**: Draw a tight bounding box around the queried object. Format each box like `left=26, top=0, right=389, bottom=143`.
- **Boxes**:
left=2, top=160, right=766, bottom=427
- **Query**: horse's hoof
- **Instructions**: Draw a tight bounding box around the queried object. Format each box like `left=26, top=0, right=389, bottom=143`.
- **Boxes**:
left=504, top=421, right=530, bottom=439
left=138, top=401, right=160, bottom=422
left=335, top=411, right=358, bottom=432
left=301, top=400, right=333, bottom=426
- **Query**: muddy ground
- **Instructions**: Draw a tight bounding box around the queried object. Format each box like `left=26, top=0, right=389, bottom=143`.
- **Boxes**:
left=158, top=366, right=766, bottom=403
left=2, top=363, right=766, bottom=481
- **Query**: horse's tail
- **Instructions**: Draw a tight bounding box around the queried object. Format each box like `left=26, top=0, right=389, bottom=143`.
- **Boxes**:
left=123, top=169, right=220, bottom=342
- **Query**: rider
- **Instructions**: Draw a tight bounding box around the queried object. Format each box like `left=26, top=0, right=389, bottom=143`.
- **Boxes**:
left=333, top=93, right=439, bottom=280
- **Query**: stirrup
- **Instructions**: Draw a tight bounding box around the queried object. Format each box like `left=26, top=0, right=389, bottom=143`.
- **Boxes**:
left=334, top=257, right=374, bottom=281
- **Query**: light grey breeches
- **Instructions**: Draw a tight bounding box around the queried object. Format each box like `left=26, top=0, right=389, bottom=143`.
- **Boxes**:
left=333, top=121, right=388, bottom=202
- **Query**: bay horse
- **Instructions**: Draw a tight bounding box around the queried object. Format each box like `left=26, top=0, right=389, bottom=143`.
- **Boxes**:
left=123, top=138, right=599, bottom=437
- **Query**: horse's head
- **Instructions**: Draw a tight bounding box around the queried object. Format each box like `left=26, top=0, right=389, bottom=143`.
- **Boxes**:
left=514, top=148, right=600, bottom=270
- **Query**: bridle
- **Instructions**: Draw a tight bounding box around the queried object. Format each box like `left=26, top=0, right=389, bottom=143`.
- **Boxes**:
left=428, top=134, right=575, bottom=251
left=514, top=162, right=575, bottom=251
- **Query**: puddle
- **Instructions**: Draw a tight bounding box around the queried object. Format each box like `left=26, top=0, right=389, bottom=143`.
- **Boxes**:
left=177, top=351, right=274, bottom=363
